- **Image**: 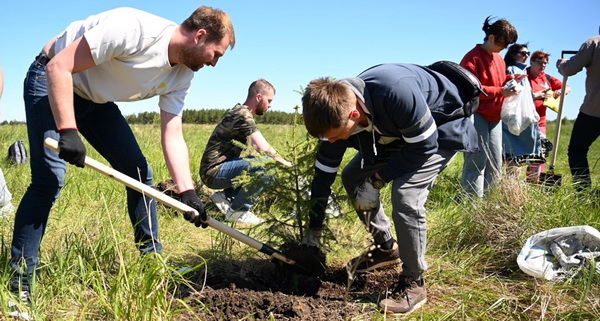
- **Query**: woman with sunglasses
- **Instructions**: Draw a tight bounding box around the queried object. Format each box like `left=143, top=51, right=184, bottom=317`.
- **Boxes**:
left=527, top=50, right=570, bottom=183
left=460, top=16, right=521, bottom=198
left=501, top=44, right=545, bottom=180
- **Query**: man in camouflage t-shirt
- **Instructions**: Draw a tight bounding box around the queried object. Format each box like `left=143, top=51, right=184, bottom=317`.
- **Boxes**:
left=200, top=79, right=291, bottom=224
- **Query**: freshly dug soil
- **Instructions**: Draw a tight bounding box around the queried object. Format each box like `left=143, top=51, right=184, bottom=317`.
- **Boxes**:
left=177, top=257, right=401, bottom=320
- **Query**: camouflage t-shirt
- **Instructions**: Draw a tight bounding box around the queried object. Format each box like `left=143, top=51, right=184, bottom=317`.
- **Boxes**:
left=200, top=104, right=258, bottom=185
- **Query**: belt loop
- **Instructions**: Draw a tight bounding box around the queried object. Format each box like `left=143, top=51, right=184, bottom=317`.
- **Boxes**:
left=35, top=54, right=51, bottom=65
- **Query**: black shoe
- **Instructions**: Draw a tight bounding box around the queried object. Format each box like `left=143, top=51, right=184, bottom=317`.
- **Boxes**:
left=379, top=275, right=427, bottom=315
left=346, top=242, right=401, bottom=273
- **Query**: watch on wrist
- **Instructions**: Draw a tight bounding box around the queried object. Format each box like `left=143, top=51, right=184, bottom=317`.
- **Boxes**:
left=370, top=176, right=386, bottom=189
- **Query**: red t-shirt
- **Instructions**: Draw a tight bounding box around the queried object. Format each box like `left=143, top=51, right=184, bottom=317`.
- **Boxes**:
left=527, top=69, right=563, bottom=128
left=460, top=44, right=511, bottom=122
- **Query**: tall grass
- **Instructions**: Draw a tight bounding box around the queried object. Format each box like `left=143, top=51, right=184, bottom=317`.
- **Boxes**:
left=0, top=120, right=599, bottom=320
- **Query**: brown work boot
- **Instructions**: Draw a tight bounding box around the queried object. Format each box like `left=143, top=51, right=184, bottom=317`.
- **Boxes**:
left=379, top=275, right=427, bottom=315
left=346, top=242, right=401, bottom=273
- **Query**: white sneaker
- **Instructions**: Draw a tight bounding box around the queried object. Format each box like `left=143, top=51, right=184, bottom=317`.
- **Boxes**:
left=8, top=290, right=32, bottom=321
left=209, top=191, right=231, bottom=215
left=225, top=208, right=264, bottom=224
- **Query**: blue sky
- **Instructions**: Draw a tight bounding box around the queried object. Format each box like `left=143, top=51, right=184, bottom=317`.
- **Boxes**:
left=0, top=1, right=598, bottom=122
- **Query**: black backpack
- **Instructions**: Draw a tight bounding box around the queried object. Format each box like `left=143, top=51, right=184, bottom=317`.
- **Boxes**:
left=7, top=141, right=28, bottom=165
left=426, top=60, right=484, bottom=124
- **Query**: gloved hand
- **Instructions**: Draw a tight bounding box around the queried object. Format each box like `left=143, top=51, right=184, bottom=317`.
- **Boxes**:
left=300, top=228, right=322, bottom=248
left=179, top=190, right=208, bottom=228
left=354, top=179, right=380, bottom=210
left=58, top=128, right=86, bottom=168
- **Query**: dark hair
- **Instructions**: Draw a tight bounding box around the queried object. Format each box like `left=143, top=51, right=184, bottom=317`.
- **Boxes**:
left=504, top=43, right=529, bottom=66
left=482, top=16, right=518, bottom=47
left=302, top=77, right=354, bottom=138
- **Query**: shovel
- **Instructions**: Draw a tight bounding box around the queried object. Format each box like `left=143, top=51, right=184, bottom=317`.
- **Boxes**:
left=44, top=137, right=325, bottom=275
left=539, top=50, right=579, bottom=186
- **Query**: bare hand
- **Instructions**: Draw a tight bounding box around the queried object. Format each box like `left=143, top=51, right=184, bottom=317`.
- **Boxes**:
left=501, top=86, right=518, bottom=97
left=553, top=90, right=562, bottom=99
left=535, top=89, right=551, bottom=100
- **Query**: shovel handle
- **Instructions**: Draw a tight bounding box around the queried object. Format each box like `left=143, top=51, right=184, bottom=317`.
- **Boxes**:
left=43, top=137, right=296, bottom=265
left=549, top=74, right=568, bottom=168
left=549, top=50, right=577, bottom=168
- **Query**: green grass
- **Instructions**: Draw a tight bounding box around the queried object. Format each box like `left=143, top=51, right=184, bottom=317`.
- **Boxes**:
left=0, top=120, right=599, bottom=320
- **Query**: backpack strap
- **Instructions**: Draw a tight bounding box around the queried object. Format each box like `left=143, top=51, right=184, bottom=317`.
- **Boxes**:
left=426, top=61, right=482, bottom=124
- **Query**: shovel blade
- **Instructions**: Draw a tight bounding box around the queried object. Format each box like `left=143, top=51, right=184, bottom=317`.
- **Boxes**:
left=275, top=242, right=327, bottom=276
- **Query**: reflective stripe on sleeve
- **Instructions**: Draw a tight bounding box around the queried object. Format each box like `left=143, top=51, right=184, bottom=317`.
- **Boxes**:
left=315, top=160, right=339, bottom=173
left=403, top=122, right=436, bottom=144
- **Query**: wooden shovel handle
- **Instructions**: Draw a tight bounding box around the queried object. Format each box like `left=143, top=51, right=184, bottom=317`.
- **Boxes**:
left=549, top=50, right=578, bottom=168
left=43, top=137, right=296, bottom=265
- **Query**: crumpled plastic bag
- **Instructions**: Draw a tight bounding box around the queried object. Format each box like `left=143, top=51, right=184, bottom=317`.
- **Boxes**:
left=517, top=225, right=600, bottom=280
left=501, top=79, right=539, bottom=136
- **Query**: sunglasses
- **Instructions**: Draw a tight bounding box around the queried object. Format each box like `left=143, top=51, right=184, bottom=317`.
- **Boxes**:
left=533, top=60, right=548, bottom=66
left=518, top=51, right=530, bottom=56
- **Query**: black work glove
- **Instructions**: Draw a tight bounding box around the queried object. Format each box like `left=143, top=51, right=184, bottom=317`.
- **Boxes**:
left=179, top=190, right=208, bottom=228
left=58, top=128, right=86, bottom=168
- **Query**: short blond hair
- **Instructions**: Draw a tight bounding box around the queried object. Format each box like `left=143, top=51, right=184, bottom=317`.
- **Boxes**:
left=302, top=77, right=354, bottom=138
left=181, top=6, right=236, bottom=49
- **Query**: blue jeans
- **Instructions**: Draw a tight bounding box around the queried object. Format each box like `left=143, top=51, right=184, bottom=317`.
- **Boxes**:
left=11, top=60, right=162, bottom=291
left=341, top=148, right=456, bottom=279
left=568, top=112, right=600, bottom=191
left=461, top=112, right=503, bottom=197
left=206, top=157, right=272, bottom=211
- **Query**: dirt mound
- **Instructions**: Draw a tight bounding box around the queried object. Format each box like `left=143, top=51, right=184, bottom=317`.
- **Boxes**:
left=178, top=258, right=401, bottom=320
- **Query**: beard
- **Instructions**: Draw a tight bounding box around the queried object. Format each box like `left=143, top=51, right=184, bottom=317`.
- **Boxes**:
left=180, top=46, right=206, bottom=71
left=255, top=102, right=269, bottom=116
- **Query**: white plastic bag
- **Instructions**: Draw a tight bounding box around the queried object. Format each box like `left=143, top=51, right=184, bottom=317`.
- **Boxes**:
left=0, top=168, right=12, bottom=207
left=517, top=225, right=600, bottom=280
left=501, top=80, right=539, bottom=135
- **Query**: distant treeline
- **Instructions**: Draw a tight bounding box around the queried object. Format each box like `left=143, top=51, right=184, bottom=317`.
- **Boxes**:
left=124, top=108, right=301, bottom=125
left=1, top=113, right=575, bottom=127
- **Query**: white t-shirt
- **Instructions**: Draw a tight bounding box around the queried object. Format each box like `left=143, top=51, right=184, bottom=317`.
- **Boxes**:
left=53, top=7, right=194, bottom=115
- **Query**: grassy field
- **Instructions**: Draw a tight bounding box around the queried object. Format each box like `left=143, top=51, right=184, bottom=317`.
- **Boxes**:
left=0, top=120, right=599, bottom=320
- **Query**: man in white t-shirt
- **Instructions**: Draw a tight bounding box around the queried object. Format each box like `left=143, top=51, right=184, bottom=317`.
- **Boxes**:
left=8, top=6, right=235, bottom=314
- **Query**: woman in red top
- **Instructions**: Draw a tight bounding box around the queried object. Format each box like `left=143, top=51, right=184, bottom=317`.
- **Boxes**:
left=460, top=16, right=521, bottom=197
left=526, top=50, right=570, bottom=181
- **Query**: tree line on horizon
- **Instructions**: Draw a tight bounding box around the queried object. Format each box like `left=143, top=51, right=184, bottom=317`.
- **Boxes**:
left=1, top=110, right=574, bottom=127
left=124, top=108, right=300, bottom=125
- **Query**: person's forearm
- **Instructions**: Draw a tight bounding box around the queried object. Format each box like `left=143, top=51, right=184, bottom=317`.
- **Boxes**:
left=47, top=63, right=77, bottom=129
left=161, top=111, right=195, bottom=193
left=263, top=146, right=291, bottom=167
left=162, top=137, right=195, bottom=192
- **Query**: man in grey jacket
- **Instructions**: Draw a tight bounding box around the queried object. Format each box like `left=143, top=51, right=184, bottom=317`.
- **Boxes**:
left=301, top=63, right=478, bottom=315
left=557, top=35, right=600, bottom=191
